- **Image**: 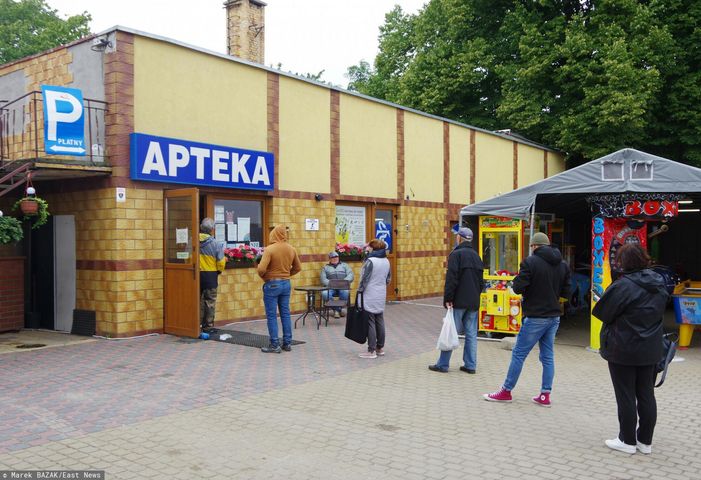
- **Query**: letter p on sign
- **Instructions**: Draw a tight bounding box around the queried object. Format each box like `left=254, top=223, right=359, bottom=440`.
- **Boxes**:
left=41, top=85, right=86, bottom=156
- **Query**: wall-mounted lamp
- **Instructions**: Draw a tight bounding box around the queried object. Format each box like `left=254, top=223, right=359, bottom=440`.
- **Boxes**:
left=314, top=193, right=323, bottom=201
left=91, top=36, right=112, bottom=52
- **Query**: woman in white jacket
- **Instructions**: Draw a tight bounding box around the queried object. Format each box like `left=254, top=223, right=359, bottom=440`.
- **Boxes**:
left=357, top=239, right=391, bottom=359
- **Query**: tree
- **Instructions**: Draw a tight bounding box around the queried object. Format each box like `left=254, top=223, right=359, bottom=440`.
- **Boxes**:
left=348, top=0, right=701, bottom=167
left=0, top=0, right=91, bottom=64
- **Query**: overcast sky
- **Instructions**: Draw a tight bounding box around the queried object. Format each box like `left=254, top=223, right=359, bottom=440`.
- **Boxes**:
left=47, top=0, right=428, bottom=87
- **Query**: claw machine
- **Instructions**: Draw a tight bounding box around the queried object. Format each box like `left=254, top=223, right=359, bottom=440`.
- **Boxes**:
left=477, top=216, right=524, bottom=334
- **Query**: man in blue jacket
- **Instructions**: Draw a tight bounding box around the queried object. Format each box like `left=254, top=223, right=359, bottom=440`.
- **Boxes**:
left=429, top=227, right=484, bottom=373
left=484, top=232, right=570, bottom=407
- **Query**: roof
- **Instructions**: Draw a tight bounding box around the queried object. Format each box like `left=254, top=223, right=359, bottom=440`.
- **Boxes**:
left=460, top=148, right=701, bottom=219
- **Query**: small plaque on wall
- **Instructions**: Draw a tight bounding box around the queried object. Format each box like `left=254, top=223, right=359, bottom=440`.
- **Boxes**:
left=305, top=219, right=319, bottom=231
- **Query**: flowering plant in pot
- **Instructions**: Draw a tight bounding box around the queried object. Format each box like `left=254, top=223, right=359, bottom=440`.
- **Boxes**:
left=13, top=196, right=50, bottom=229
left=0, top=212, right=23, bottom=244
left=335, top=242, right=364, bottom=260
left=224, top=244, right=264, bottom=267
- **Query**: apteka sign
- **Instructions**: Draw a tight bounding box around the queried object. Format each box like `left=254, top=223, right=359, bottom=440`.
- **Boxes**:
left=130, top=133, right=274, bottom=191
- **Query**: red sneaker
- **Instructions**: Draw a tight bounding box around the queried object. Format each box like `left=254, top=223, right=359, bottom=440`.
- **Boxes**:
left=483, top=388, right=512, bottom=403
left=532, top=392, right=551, bottom=407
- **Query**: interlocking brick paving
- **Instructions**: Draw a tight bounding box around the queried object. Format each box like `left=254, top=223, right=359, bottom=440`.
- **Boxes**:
left=0, top=299, right=699, bottom=479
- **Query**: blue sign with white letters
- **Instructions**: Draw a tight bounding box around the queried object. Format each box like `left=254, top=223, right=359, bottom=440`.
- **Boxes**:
left=41, top=85, right=86, bottom=156
left=375, top=219, right=392, bottom=252
left=130, top=133, right=275, bottom=191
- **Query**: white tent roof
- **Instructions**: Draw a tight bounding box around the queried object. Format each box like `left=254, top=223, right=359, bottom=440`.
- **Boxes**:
left=460, top=149, right=701, bottom=219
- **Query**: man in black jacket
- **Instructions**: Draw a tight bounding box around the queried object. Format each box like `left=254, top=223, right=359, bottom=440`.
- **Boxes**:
left=429, top=227, right=484, bottom=373
left=484, top=232, right=570, bottom=406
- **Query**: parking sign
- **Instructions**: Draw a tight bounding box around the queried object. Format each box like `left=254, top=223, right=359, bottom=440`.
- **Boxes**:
left=41, top=85, right=86, bottom=156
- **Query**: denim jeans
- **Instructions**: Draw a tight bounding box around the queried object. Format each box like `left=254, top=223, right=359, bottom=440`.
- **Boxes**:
left=262, top=279, right=292, bottom=347
left=321, top=288, right=349, bottom=311
left=503, top=316, right=560, bottom=392
left=436, top=309, right=478, bottom=371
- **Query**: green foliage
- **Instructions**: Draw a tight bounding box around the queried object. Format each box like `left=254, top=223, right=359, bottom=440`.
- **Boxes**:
left=0, top=0, right=91, bottom=64
left=0, top=215, right=23, bottom=244
left=348, top=0, right=701, bottom=166
left=13, top=196, right=50, bottom=229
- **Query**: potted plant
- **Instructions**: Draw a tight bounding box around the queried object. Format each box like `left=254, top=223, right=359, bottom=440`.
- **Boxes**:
left=335, top=242, right=365, bottom=261
left=0, top=212, right=23, bottom=245
left=224, top=245, right=264, bottom=268
left=13, top=196, right=50, bottom=229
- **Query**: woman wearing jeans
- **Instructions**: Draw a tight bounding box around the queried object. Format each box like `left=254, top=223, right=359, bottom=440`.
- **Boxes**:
left=257, top=225, right=302, bottom=353
left=592, top=243, right=668, bottom=454
left=357, top=239, right=391, bottom=359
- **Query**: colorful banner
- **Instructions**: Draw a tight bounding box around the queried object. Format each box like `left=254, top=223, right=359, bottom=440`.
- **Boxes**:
left=590, top=217, right=647, bottom=348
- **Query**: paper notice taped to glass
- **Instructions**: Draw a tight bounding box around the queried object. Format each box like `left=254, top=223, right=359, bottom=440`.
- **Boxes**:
left=176, top=228, right=188, bottom=244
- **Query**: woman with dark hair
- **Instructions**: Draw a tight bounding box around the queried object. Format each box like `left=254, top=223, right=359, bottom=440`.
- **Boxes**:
left=357, top=238, right=391, bottom=359
left=592, top=243, right=669, bottom=454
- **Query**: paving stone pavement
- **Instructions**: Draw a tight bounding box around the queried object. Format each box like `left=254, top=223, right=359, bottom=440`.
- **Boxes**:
left=0, top=298, right=700, bottom=479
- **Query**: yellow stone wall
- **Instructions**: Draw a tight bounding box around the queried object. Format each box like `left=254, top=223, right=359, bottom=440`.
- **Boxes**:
left=474, top=131, right=514, bottom=202
left=403, top=112, right=444, bottom=203
left=278, top=76, right=330, bottom=193
left=449, top=124, right=471, bottom=205
left=47, top=187, right=164, bottom=336
left=397, top=256, right=445, bottom=299
left=548, top=152, right=566, bottom=176
left=518, top=143, right=546, bottom=188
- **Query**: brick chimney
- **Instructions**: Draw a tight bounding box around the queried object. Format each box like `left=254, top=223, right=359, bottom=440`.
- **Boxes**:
left=224, top=0, right=266, bottom=64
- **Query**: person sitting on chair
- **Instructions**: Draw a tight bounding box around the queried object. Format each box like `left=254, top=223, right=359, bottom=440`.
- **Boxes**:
left=320, top=251, right=354, bottom=318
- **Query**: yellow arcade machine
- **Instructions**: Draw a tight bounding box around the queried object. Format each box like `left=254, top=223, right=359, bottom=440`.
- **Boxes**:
left=478, top=216, right=524, bottom=335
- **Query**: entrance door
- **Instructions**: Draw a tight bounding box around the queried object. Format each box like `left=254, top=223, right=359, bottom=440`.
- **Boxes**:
left=164, top=188, right=200, bottom=338
left=374, top=206, right=397, bottom=300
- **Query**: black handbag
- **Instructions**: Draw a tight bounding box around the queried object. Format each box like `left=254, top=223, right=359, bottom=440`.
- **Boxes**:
left=344, top=292, right=370, bottom=344
left=655, top=332, right=678, bottom=388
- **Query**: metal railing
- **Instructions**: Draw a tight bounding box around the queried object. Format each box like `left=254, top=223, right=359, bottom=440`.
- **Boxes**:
left=0, top=91, right=108, bottom=168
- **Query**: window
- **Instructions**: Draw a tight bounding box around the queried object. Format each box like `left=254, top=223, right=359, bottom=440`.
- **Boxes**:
left=335, top=205, right=367, bottom=246
left=601, top=161, right=624, bottom=181
left=210, top=197, right=264, bottom=248
left=630, top=161, right=653, bottom=181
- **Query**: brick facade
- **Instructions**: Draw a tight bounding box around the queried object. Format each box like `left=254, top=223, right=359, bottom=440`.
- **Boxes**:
left=0, top=258, right=24, bottom=332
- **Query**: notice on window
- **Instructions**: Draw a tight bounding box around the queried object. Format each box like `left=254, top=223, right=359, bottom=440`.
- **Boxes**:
left=214, top=205, right=225, bottom=223
left=215, top=223, right=226, bottom=242
left=175, top=228, right=188, bottom=244
left=238, top=217, right=250, bottom=241
left=335, top=205, right=366, bottom=245
left=227, top=222, right=237, bottom=242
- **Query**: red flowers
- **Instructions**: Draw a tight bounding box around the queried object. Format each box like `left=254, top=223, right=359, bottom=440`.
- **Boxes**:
left=224, top=245, right=263, bottom=264
left=335, top=242, right=364, bottom=257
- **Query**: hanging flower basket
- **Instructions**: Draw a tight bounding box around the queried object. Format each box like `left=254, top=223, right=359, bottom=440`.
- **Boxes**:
left=13, top=197, right=50, bottom=229
left=19, top=199, right=38, bottom=215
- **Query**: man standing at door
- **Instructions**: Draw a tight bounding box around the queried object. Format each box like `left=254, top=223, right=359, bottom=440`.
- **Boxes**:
left=257, top=224, right=302, bottom=353
left=428, top=227, right=484, bottom=374
left=199, top=217, right=226, bottom=330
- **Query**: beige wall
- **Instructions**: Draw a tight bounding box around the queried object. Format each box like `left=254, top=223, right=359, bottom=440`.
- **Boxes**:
left=518, top=144, right=545, bottom=188
left=449, top=124, right=471, bottom=205
left=133, top=37, right=267, bottom=151
left=339, top=94, right=397, bottom=198
left=548, top=152, right=566, bottom=176
left=474, top=131, right=513, bottom=202
left=404, top=112, right=443, bottom=203
left=278, top=76, right=330, bottom=193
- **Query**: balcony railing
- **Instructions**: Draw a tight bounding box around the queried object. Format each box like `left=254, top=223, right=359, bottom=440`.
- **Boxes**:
left=0, top=91, right=108, bottom=168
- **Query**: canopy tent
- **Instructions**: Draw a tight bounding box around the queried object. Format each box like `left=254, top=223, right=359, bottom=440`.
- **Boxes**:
left=460, top=149, right=701, bottom=219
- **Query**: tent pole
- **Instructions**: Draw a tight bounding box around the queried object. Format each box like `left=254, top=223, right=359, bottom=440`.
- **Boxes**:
left=528, top=202, right=536, bottom=255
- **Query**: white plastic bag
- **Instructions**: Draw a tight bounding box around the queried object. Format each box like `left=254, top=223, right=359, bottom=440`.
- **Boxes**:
left=437, top=307, right=460, bottom=351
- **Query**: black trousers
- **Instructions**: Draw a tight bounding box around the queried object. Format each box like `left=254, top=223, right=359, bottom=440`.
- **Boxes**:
left=608, top=362, right=657, bottom=445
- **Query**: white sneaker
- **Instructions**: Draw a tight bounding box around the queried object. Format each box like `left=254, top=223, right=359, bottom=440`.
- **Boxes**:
left=334, top=310, right=340, bottom=319
left=636, top=441, right=652, bottom=454
left=358, top=351, right=377, bottom=359
left=605, top=438, right=636, bottom=454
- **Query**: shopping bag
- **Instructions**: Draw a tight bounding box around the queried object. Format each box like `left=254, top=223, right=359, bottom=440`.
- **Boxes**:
left=655, top=332, right=678, bottom=388
left=436, top=307, right=460, bottom=351
left=344, top=292, right=370, bottom=344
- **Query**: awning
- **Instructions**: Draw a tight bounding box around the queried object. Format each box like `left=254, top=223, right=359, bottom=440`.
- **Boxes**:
left=460, top=149, right=701, bottom=219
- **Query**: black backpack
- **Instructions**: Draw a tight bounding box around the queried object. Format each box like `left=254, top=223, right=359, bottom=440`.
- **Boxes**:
left=655, top=332, right=678, bottom=388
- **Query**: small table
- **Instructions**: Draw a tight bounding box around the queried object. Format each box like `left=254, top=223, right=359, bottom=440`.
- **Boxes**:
left=294, top=286, right=329, bottom=329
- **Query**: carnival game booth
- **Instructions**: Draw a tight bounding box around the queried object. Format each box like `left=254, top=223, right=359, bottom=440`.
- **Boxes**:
left=461, top=149, right=701, bottom=350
